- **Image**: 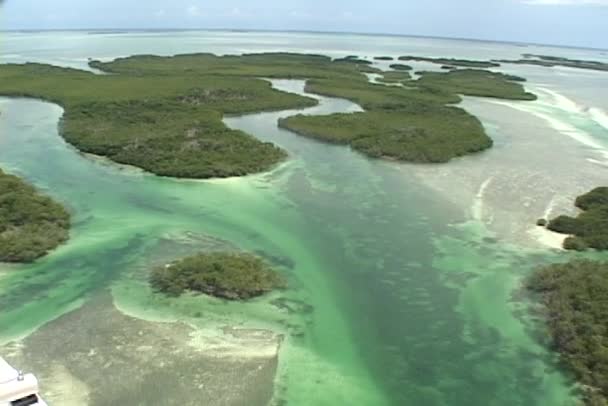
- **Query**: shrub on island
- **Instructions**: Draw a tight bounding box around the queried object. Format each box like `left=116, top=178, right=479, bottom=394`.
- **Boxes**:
left=563, top=236, right=588, bottom=251
left=547, top=187, right=608, bottom=251
left=547, top=215, right=580, bottom=235
left=575, top=187, right=608, bottom=210
left=0, top=169, right=70, bottom=263
left=150, top=252, right=286, bottom=300
left=527, top=259, right=608, bottom=405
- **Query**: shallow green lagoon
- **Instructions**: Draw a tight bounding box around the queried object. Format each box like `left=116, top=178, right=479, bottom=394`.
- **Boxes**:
left=1, top=31, right=607, bottom=406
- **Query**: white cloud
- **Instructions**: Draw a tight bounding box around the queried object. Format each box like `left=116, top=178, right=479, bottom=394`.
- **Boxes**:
left=187, top=5, right=203, bottom=17
left=523, top=0, right=608, bottom=5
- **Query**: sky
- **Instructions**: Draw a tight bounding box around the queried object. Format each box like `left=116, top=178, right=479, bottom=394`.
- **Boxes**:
left=0, top=0, right=607, bottom=49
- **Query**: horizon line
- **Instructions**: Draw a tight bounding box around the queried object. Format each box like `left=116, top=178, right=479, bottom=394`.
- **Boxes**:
left=1, top=27, right=607, bottom=52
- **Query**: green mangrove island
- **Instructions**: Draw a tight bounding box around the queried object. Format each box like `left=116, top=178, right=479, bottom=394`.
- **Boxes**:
left=528, top=259, right=608, bottom=405
left=377, top=71, right=411, bottom=84
left=498, top=54, right=608, bottom=72
left=333, top=56, right=373, bottom=65
left=0, top=53, right=535, bottom=175
left=150, top=252, right=286, bottom=300
left=398, top=56, right=501, bottom=68
left=389, top=64, right=413, bottom=71
left=542, top=187, right=608, bottom=251
left=280, top=68, right=535, bottom=163
left=0, top=169, right=70, bottom=263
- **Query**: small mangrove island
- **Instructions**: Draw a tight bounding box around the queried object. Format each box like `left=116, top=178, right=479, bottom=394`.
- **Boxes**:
left=333, top=56, right=373, bottom=65
left=389, top=64, right=413, bottom=71
left=498, top=54, right=608, bottom=72
left=541, top=187, right=608, bottom=251
left=398, top=56, right=501, bottom=68
left=0, top=169, right=70, bottom=263
left=527, top=259, right=608, bottom=405
left=150, top=252, right=286, bottom=300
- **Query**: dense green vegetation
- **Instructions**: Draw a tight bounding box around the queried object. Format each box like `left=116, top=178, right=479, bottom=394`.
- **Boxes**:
left=0, top=53, right=389, bottom=178
left=333, top=56, right=373, bottom=65
left=0, top=169, right=70, bottom=263
left=301, top=74, right=459, bottom=108
left=498, top=54, right=608, bottom=72
left=544, top=187, right=608, bottom=251
left=0, top=62, right=318, bottom=178
left=280, top=109, right=491, bottom=162
left=377, top=71, right=411, bottom=84
left=279, top=68, right=534, bottom=163
left=91, top=53, right=371, bottom=79
left=0, top=53, right=536, bottom=172
left=576, top=187, right=608, bottom=210
left=150, top=252, right=286, bottom=300
left=398, top=56, right=501, bottom=68
left=527, top=259, right=608, bottom=405
left=389, top=64, right=413, bottom=71
left=416, top=69, right=535, bottom=100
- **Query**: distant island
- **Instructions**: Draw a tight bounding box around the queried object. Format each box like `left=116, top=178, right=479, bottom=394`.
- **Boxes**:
left=0, top=52, right=535, bottom=177
left=389, top=64, right=412, bottom=71
left=333, top=56, right=373, bottom=65
left=398, top=56, right=501, bottom=68
left=0, top=169, right=70, bottom=263
left=497, top=54, right=608, bottom=72
left=150, top=252, right=286, bottom=300
left=538, top=187, right=608, bottom=251
left=527, top=259, right=608, bottom=405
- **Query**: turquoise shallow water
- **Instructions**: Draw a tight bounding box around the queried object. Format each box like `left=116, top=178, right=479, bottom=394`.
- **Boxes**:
left=1, top=31, right=607, bottom=405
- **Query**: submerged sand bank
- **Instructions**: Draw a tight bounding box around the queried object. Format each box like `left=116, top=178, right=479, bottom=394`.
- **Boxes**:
left=395, top=92, right=607, bottom=250
left=1, top=294, right=279, bottom=406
